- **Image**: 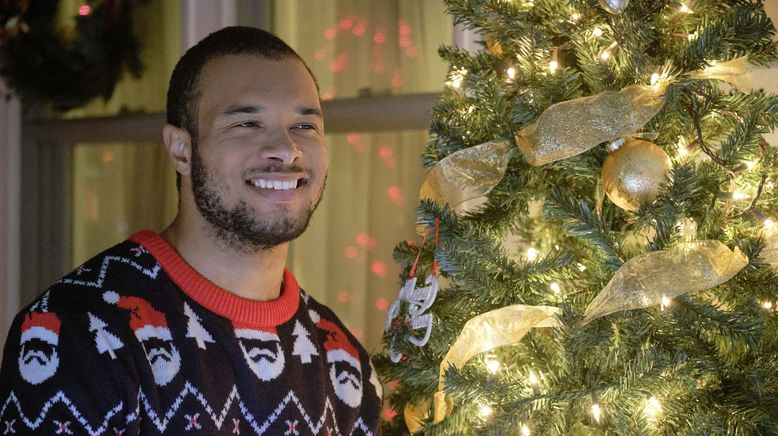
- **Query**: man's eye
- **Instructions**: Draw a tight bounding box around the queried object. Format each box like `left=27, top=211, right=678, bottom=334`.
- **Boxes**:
left=236, top=121, right=260, bottom=128
left=294, top=124, right=317, bottom=130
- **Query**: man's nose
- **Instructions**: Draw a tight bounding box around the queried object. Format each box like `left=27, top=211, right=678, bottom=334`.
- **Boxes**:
left=260, top=129, right=302, bottom=164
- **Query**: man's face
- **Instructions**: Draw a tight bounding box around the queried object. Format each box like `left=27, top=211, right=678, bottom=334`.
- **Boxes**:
left=18, top=339, right=59, bottom=384
left=238, top=336, right=286, bottom=381
left=141, top=336, right=181, bottom=386
left=188, top=54, right=328, bottom=253
left=329, top=357, right=362, bottom=408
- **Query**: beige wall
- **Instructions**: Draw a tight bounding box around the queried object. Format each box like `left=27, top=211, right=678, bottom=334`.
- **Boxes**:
left=754, top=1, right=778, bottom=144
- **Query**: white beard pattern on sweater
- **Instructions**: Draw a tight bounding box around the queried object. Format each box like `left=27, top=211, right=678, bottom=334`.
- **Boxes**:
left=17, top=312, right=62, bottom=385
left=235, top=329, right=287, bottom=382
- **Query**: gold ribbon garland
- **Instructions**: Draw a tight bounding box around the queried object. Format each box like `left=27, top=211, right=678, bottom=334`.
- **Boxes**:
left=688, top=56, right=751, bottom=90
left=432, top=304, right=561, bottom=423
left=582, top=240, right=748, bottom=324
left=515, top=84, right=667, bottom=166
left=419, top=140, right=511, bottom=214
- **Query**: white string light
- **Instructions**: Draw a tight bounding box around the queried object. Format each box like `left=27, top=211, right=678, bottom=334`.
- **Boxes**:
left=485, top=356, right=500, bottom=374
left=527, top=247, right=538, bottom=261
left=679, top=3, right=693, bottom=14
left=506, top=66, right=517, bottom=81
left=479, top=404, right=493, bottom=418
left=593, top=27, right=603, bottom=38
left=521, top=423, right=531, bottom=436
left=764, top=218, right=775, bottom=229
left=591, top=403, right=602, bottom=423
left=549, top=60, right=559, bottom=72
left=762, top=301, right=774, bottom=310
left=644, top=396, right=662, bottom=418
left=660, top=294, right=671, bottom=311
left=577, top=263, right=587, bottom=272
left=446, top=68, right=468, bottom=89
left=549, top=282, right=562, bottom=294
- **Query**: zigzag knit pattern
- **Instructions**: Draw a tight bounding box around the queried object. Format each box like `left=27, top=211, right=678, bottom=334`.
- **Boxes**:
left=0, top=231, right=382, bottom=435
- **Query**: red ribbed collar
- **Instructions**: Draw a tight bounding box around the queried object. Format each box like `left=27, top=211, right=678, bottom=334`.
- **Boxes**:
left=129, top=230, right=300, bottom=328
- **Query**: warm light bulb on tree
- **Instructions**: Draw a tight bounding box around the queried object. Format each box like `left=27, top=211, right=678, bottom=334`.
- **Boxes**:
left=660, top=294, right=671, bottom=310
left=746, top=161, right=757, bottom=170
left=485, top=356, right=500, bottom=374
left=593, top=27, right=604, bottom=38
left=600, top=51, right=611, bottom=61
left=528, top=370, right=539, bottom=386
left=577, top=263, right=587, bottom=272
left=762, top=301, right=774, bottom=310
left=479, top=404, right=493, bottom=418
left=446, top=68, right=467, bottom=89
left=527, top=247, right=538, bottom=261
left=732, top=191, right=750, bottom=201
left=570, top=12, right=581, bottom=22
left=591, top=403, right=602, bottom=423
left=644, top=396, right=662, bottom=418
left=549, top=282, right=562, bottom=294
left=506, top=66, right=517, bottom=81
left=676, top=143, right=689, bottom=158
left=764, top=218, right=775, bottom=229
left=521, top=423, right=531, bottom=436
left=679, top=3, right=693, bottom=14
left=549, top=60, right=559, bottom=72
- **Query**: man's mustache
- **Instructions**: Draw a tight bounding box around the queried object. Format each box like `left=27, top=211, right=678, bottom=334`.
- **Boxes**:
left=247, top=347, right=278, bottom=361
left=148, top=348, right=173, bottom=362
left=22, top=350, right=51, bottom=364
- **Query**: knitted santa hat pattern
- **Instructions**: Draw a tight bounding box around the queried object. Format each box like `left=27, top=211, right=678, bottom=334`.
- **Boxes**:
left=102, top=291, right=172, bottom=341
left=20, top=312, right=62, bottom=346
left=316, top=318, right=360, bottom=369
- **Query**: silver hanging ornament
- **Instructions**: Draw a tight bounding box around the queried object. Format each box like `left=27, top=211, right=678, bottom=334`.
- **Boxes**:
left=598, top=0, right=629, bottom=14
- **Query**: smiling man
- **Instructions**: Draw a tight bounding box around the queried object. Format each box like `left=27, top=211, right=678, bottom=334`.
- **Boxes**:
left=0, top=27, right=382, bottom=435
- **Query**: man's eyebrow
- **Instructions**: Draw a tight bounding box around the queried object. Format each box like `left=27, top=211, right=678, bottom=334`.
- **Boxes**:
left=222, top=105, right=263, bottom=115
left=299, top=107, right=323, bottom=118
left=220, top=105, right=322, bottom=118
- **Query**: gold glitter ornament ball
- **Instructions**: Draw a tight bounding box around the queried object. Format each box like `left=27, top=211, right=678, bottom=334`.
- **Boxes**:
left=601, top=139, right=671, bottom=211
left=598, top=0, right=629, bottom=14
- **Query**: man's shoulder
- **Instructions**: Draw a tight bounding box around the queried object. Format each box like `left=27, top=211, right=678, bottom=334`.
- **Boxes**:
left=28, top=238, right=166, bottom=318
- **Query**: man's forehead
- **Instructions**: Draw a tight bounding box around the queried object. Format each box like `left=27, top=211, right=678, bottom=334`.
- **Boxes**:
left=197, top=54, right=320, bottom=116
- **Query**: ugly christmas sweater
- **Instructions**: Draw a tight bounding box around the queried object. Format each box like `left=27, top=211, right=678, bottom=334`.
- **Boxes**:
left=0, top=230, right=382, bottom=435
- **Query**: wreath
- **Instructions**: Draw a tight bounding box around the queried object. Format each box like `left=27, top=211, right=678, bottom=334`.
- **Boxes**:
left=0, top=0, right=143, bottom=110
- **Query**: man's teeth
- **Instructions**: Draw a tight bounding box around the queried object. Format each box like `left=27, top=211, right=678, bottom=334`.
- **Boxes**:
left=251, top=179, right=297, bottom=190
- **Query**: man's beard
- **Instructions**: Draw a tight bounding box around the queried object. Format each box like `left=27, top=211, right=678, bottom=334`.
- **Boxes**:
left=18, top=349, right=60, bottom=385
left=146, top=344, right=182, bottom=386
left=190, top=144, right=325, bottom=253
left=240, top=341, right=286, bottom=381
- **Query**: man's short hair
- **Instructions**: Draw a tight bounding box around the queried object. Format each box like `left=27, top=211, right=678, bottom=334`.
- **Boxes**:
left=166, top=26, right=317, bottom=139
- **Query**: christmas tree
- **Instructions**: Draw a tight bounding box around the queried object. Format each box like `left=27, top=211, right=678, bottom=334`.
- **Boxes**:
left=376, top=0, right=778, bottom=434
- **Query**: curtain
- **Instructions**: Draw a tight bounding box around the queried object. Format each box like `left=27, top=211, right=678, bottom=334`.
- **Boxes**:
left=67, top=1, right=181, bottom=265
left=273, top=1, right=451, bottom=351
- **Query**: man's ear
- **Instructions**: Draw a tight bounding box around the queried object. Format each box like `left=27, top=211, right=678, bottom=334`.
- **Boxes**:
left=163, top=124, right=193, bottom=177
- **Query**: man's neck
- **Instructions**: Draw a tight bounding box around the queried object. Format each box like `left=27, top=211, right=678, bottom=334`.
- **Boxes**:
left=160, top=217, right=288, bottom=302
